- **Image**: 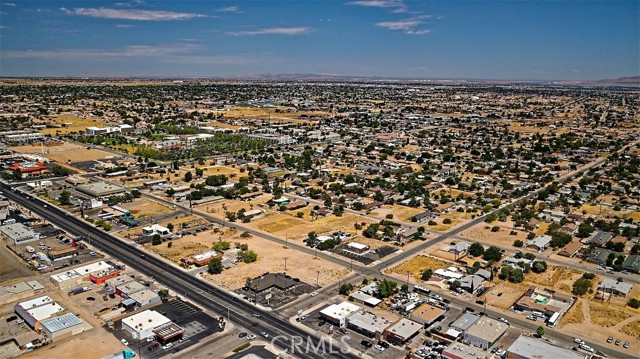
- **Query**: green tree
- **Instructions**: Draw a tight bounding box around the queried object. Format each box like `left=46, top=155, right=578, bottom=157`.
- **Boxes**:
left=157, top=288, right=170, bottom=301
left=421, top=269, right=433, bottom=281
left=377, top=279, right=398, bottom=298
left=212, top=241, right=231, bottom=251
left=241, top=249, right=258, bottom=263
left=572, top=277, right=592, bottom=296
left=152, top=234, right=162, bottom=245
left=339, top=283, right=354, bottom=295
left=449, top=280, right=461, bottom=291
left=208, top=258, right=223, bottom=274
left=628, top=298, right=640, bottom=309
left=184, top=171, right=193, bottom=182
left=482, top=246, right=503, bottom=262
left=469, top=242, right=485, bottom=257
left=531, top=260, right=548, bottom=273
left=58, top=190, right=71, bottom=205
left=513, top=239, right=524, bottom=248
left=536, top=326, right=545, bottom=337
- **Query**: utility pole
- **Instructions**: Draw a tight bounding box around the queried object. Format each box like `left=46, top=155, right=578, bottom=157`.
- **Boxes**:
left=316, top=270, right=320, bottom=287
left=284, top=257, right=288, bottom=271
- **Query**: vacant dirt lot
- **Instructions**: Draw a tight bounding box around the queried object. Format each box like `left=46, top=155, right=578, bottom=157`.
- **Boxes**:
left=36, top=114, right=106, bottom=135
left=203, top=235, right=349, bottom=290
left=484, top=281, right=528, bottom=310
left=387, top=255, right=450, bottom=281
left=524, top=265, right=585, bottom=293
left=0, top=247, right=33, bottom=284
left=622, top=320, right=640, bottom=339
left=10, top=141, right=115, bottom=165
left=458, top=221, right=529, bottom=247
left=371, top=205, right=425, bottom=222
left=121, top=199, right=176, bottom=219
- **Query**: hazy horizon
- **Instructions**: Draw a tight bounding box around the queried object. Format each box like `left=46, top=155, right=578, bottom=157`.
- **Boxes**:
left=1, top=1, right=638, bottom=80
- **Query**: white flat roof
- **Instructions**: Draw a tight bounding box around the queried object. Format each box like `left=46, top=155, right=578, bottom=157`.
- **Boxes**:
left=18, top=295, right=56, bottom=309
left=385, top=318, right=421, bottom=339
left=28, top=303, right=65, bottom=321
left=192, top=250, right=219, bottom=261
left=122, top=310, right=171, bottom=333
left=50, top=270, right=82, bottom=283
left=347, top=242, right=368, bottom=250
left=320, top=302, right=361, bottom=320
left=74, top=261, right=112, bottom=275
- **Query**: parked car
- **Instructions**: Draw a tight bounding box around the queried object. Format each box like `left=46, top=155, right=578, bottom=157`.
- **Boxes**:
left=361, top=340, right=372, bottom=348
left=162, top=343, right=172, bottom=350
left=574, top=338, right=583, bottom=344
left=246, top=334, right=256, bottom=340
left=121, top=339, right=129, bottom=346
left=377, top=341, right=390, bottom=349
left=339, top=328, right=348, bottom=334
left=239, top=332, right=247, bottom=338
left=615, top=339, right=621, bottom=346
left=374, top=344, right=385, bottom=351
left=607, top=336, right=613, bottom=343
left=623, top=341, right=629, bottom=349
left=527, top=315, right=537, bottom=321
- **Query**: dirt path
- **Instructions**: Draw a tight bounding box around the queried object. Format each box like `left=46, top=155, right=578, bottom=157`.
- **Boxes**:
left=582, top=299, right=592, bottom=323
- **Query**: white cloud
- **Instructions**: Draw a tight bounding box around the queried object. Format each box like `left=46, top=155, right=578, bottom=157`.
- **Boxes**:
left=115, top=24, right=135, bottom=28
left=60, top=7, right=206, bottom=21
left=227, top=27, right=312, bottom=36
left=1, top=3, right=16, bottom=6
left=2, top=43, right=202, bottom=59
left=217, top=6, right=239, bottom=13
left=348, top=0, right=408, bottom=13
left=376, top=16, right=431, bottom=35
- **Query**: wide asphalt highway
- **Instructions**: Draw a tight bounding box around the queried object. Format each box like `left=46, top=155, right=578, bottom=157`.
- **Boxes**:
left=0, top=183, right=357, bottom=359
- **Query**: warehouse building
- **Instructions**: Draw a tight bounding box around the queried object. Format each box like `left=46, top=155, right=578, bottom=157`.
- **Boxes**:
left=50, top=261, right=114, bottom=289
left=383, top=318, right=422, bottom=345
left=450, top=312, right=480, bottom=333
left=443, top=342, right=489, bottom=359
left=76, top=181, right=126, bottom=199
left=122, top=310, right=172, bottom=340
left=346, top=310, right=391, bottom=338
left=14, top=295, right=65, bottom=329
left=409, top=303, right=447, bottom=326
left=319, top=302, right=361, bottom=327
left=128, top=289, right=161, bottom=308
left=0, top=222, right=40, bottom=245
left=506, top=335, right=587, bottom=359
left=40, top=313, right=86, bottom=341
left=463, top=317, right=508, bottom=349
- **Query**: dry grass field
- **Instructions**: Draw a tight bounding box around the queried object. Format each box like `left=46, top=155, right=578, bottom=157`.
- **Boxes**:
left=36, top=114, right=106, bottom=135
left=216, top=106, right=327, bottom=125
left=484, top=282, right=529, bottom=310
left=121, top=199, right=176, bottom=219
left=9, top=141, right=115, bottom=164
left=589, top=302, right=633, bottom=327
left=524, top=265, right=584, bottom=291
left=388, top=255, right=450, bottom=281
left=459, top=221, right=529, bottom=247
left=202, top=234, right=349, bottom=290
left=370, top=205, right=425, bottom=221
left=562, top=300, right=585, bottom=325
left=622, top=320, right=640, bottom=339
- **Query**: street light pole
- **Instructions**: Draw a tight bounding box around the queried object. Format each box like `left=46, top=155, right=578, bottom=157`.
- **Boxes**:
left=316, top=270, right=320, bottom=287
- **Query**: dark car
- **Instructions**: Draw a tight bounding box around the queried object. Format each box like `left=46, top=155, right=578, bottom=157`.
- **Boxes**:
left=239, top=332, right=247, bottom=338
left=361, top=340, right=372, bottom=348
left=422, top=340, right=434, bottom=347
left=252, top=322, right=259, bottom=327
left=318, top=320, right=326, bottom=326
left=339, top=328, right=348, bottom=334
left=378, top=341, right=390, bottom=349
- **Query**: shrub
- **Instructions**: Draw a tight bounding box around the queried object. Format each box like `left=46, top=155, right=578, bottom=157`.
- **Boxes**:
left=491, top=226, right=500, bottom=232
left=628, top=298, right=640, bottom=309
left=582, top=272, right=596, bottom=280
left=572, top=278, right=592, bottom=296
left=443, top=218, right=452, bottom=224
left=513, top=240, right=524, bottom=247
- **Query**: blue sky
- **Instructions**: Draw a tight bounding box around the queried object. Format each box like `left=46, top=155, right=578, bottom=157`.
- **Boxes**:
left=0, top=1, right=638, bottom=79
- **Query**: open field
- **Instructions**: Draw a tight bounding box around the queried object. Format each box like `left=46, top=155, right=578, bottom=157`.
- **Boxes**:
left=388, top=255, right=450, bottom=281
left=458, top=220, right=529, bottom=247
left=0, top=246, right=34, bottom=284
left=9, top=141, right=116, bottom=164
left=36, top=114, right=106, bottom=135
left=589, top=302, right=633, bottom=327
left=202, top=234, right=349, bottom=290
left=254, top=214, right=306, bottom=234
left=216, top=107, right=328, bottom=125
left=562, top=300, right=585, bottom=325
left=622, top=320, right=640, bottom=339
left=201, top=165, right=244, bottom=177
left=121, top=199, right=176, bottom=219
left=370, top=205, right=425, bottom=222
left=484, top=281, right=528, bottom=310
left=524, top=265, right=584, bottom=292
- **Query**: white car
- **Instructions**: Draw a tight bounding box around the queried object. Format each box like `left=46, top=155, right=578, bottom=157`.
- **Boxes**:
left=499, top=317, right=508, bottom=323
left=310, top=291, right=318, bottom=297
left=120, top=339, right=129, bottom=346
left=574, top=338, right=583, bottom=345
left=146, top=337, right=154, bottom=342
left=247, top=334, right=256, bottom=340
left=162, top=343, right=173, bottom=350
left=579, top=344, right=594, bottom=352
left=374, top=345, right=385, bottom=351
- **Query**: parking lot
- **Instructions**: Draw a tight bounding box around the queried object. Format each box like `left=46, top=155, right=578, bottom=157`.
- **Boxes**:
left=112, top=299, right=221, bottom=359
left=300, top=306, right=405, bottom=359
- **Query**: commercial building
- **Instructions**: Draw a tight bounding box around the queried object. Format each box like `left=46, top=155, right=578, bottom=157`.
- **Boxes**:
left=5, top=132, right=45, bottom=143
left=346, top=310, right=391, bottom=338
left=153, top=322, right=184, bottom=344
left=0, top=280, right=44, bottom=305
left=89, top=268, right=121, bottom=284
left=142, top=224, right=171, bottom=237
left=319, top=302, right=361, bottom=327
left=76, top=181, right=126, bottom=199
left=463, top=317, right=508, bottom=349
left=506, top=335, right=587, bottom=359
left=50, top=261, right=114, bottom=289
left=443, top=342, right=489, bottom=359
left=128, top=289, right=161, bottom=308
left=450, top=312, right=480, bottom=332
left=122, top=310, right=172, bottom=340
left=14, top=296, right=65, bottom=329
left=409, top=303, right=447, bottom=326
left=0, top=222, right=40, bottom=245
left=40, top=313, right=86, bottom=341
left=116, top=280, right=146, bottom=297
left=383, top=318, right=422, bottom=345
left=182, top=250, right=223, bottom=267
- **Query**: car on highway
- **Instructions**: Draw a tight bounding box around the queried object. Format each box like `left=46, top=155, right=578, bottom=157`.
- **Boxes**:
left=499, top=317, right=508, bottom=323
left=573, top=338, right=583, bottom=344
left=146, top=337, right=154, bottom=342
left=310, top=291, right=318, bottom=297
left=252, top=321, right=259, bottom=326
left=260, top=331, right=269, bottom=338
left=579, top=343, right=594, bottom=352
left=147, top=342, right=159, bottom=351
left=162, top=343, right=172, bottom=350
left=526, top=315, right=537, bottom=321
